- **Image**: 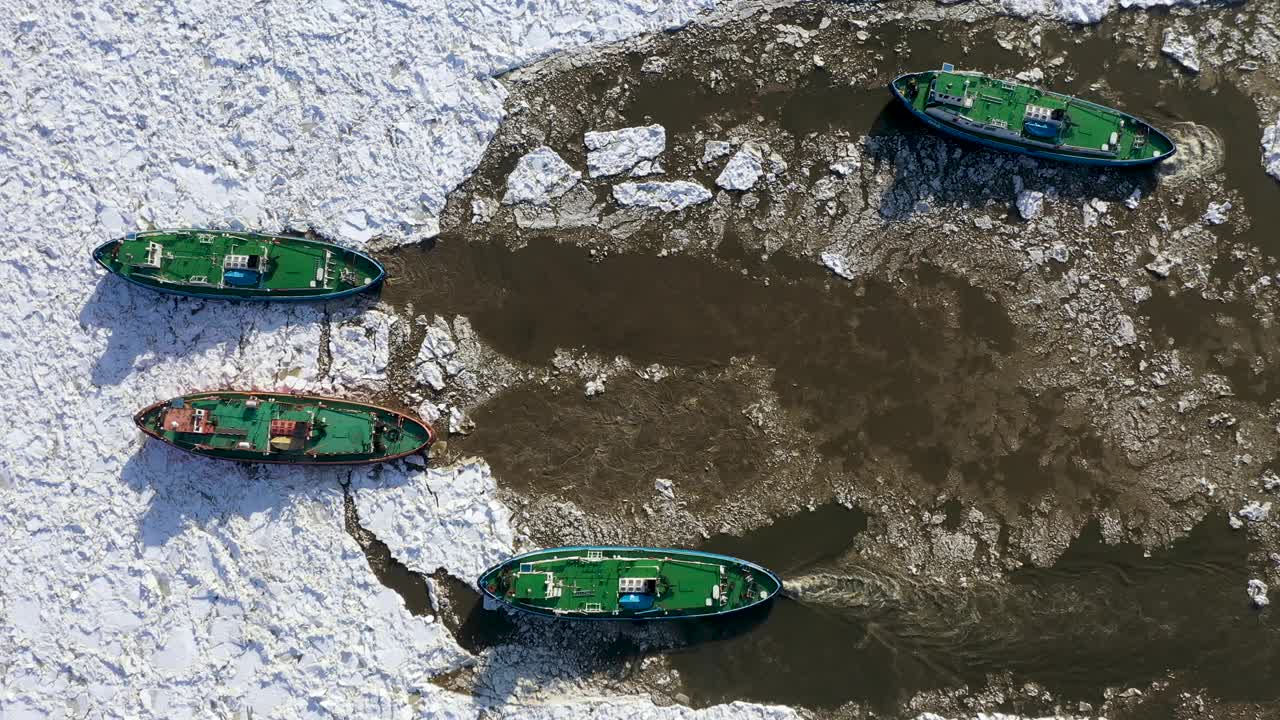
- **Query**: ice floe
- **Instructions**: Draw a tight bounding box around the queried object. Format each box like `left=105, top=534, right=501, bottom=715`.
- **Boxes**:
left=1162, top=29, right=1201, bottom=72
left=716, top=145, right=765, bottom=191
left=1263, top=114, right=1280, bottom=181
left=613, top=181, right=713, bottom=211
left=1002, top=0, right=1226, bottom=25
left=503, top=146, right=581, bottom=205
left=585, top=125, right=667, bottom=177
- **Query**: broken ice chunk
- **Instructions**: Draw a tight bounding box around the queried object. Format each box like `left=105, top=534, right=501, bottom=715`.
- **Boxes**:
left=716, top=146, right=765, bottom=191
left=1264, top=113, right=1280, bottom=181
left=1161, top=29, right=1200, bottom=73
left=654, top=478, right=675, bottom=499
left=1238, top=501, right=1271, bottom=523
left=1247, top=579, right=1269, bottom=608
left=1016, top=190, right=1044, bottom=220
left=502, top=146, right=580, bottom=205
left=1202, top=201, right=1231, bottom=225
left=701, top=140, right=731, bottom=165
left=821, top=252, right=856, bottom=280
left=612, top=181, right=711, bottom=212
left=584, top=125, right=665, bottom=178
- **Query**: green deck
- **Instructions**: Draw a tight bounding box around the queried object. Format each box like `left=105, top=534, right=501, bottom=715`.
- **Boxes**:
left=94, top=229, right=383, bottom=300
left=137, top=392, right=433, bottom=464
left=895, top=71, right=1173, bottom=162
left=480, top=547, right=782, bottom=619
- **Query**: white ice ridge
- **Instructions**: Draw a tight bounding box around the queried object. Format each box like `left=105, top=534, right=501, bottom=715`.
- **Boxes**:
left=586, top=125, right=668, bottom=177
left=351, top=458, right=516, bottom=582
left=503, top=146, right=582, bottom=205
left=7, top=0, right=716, bottom=247
left=1264, top=113, right=1280, bottom=181
left=1002, top=0, right=1225, bottom=25
left=613, top=181, right=713, bottom=211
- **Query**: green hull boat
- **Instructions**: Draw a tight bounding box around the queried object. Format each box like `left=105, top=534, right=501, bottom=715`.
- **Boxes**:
left=136, top=391, right=435, bottom=464
left=93, top=229, right=385, bottom=301
left=891, top=65, right=1176, bottom=166
left=478, top=546, right=782, bottom=620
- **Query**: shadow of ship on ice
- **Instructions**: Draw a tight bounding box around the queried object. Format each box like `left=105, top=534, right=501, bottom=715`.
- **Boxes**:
left=118, top=440, right=422, bottom=549
left=449, top=588, right=774, bottom=706
left=80, top=272, right=379, bottom=387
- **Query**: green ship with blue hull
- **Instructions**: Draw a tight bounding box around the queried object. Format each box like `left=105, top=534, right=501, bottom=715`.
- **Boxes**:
left=891, top=65, right=1176, bottom=167
left=478, top=546, right=783, bottom=621
left=93, top=229, right=385, bottom=302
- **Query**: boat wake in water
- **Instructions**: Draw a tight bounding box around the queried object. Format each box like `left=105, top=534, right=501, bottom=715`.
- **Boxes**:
left=1158, top=121, right=1225, bottom=184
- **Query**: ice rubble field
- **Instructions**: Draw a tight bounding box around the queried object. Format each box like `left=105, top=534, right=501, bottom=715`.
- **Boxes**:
left=0, top=0, right=1260, bottom=716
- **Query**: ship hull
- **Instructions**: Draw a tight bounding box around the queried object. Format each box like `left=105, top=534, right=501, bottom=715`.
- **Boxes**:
left=135, top=391, right=434, bottom=465
left=478, top=546, right=783, bottom=621
left=93, top=230, right=386, bottom=302
left=889, top=73, right=1176, bottom=167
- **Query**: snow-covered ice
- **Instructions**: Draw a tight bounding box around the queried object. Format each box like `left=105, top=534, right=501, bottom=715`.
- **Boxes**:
left=1263, top=114, right=1280, bottom=181
left=613, top=181, right=713, bottom=212
left=352, top=459, right=515, bottom=581
left=503, top=146, right=581, bottom=205
left=0, top=0, right=818, bottom=717
left=585, top=125, right=667, bottom=177
left=716, top=146, right=766, bottom=191
left=1162, top=29, right=1201, bottom=72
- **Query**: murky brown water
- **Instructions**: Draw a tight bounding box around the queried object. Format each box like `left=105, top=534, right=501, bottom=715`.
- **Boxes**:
left=371, top=5, right=1280, bottom=716
left=673, top=507, right=1278, bottom=712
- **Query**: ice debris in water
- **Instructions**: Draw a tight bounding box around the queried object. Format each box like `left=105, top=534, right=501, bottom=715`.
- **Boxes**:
left=1124, top=187, right=1143, bottom=210
left=655, top=478, right=675, bottom=499
left=449, top=407, right=474, bottom=435
left=1247, top=579, right=1269, bottom=608
left=716, top=145, right=765, bottom=191
left=1016, top=190, right=1045, bottom=220
left=502, top=146, right=581, bottom=205
left=1162, top=29, right=1200, bottom=72
left=1112, top=314, right=1137, bottom=346
left=1014, top=67, right=1044, bottom=83
left=1238, top=501, right=1271, bottom=523
left=1202, top=201, right=1231, bottom=225
left=585, top=124, right=666, bottom=177
left=1262, top=470, right=1280, bottom=492
left=585, top=376, right=606, bottom=396
left=701, top=140, right=732, bottom=165
left=613, top=181, right=712, bottom=212
left=822, top=252, right=857, bottom=280
left=1049, top=242, right=1070, bottom=263
left=1145, top=253, right=1180, bottom=278
left=1264, top=114, right=1280, bottom=181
